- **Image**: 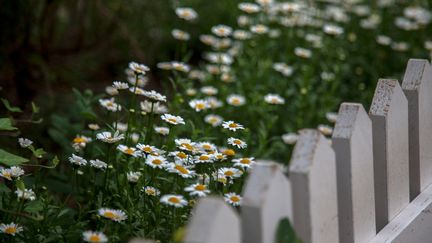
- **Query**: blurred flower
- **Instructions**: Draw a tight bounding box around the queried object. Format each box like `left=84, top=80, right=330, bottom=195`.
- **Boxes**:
left=142, top=90, right=167, bottom=102
left=15, top=188, right=36, bottom=201
left=172, top=29, right=190, bottom=41
left=204, top=114, right=223, bottom=127
left=250, top=24, right=269, bottom=34
left=186, top=88, right=197, bottom=96
left=376, top=35, right=392, bottom=46
left=98, top=208, right=127, bottom=222
left=222, top=121, right=244, bottom=131
left=69, top=154, right=87, bottom=166
left=323, top=24, right=344, bottom=35
left=189, top=99, right=209, bottom=112
left=211, top=25, right=233, bottom=37
left=161, top=194, right=188, bottom=207
left=126, top=171, right=141, bottom=183
left=167, top=163, right=195, bottom=178
left=227, top=94, right=246, bottom=106
left=391, top=42, right=409, bottom=52
left=117, top=145, right=140, bottom=157
left=141, top=100, right=168, bottom=114
left=294, top=47, right=312, bottom=58
left=219, top=167, right=242, bottom=179
left=142, top=186, right=160, bottom=196
left=161, top=114, right=185, bottom=125
left=200, top=86, right=218, bottom=96
left=105, top=86, right=118, bottom=96
left=0, top=166, right=24, bottom=180
left=224, top=192, right=242, bottom=206
left=72, top=135, right=92, bottom=151
left=0, top=223, right=23, bottom=235
left=99, top=98, right=121, bottom=112
left=83, top=231, right=108, bottom=243
left=185, top=183, right=210, bottom=197
left=326, top=112, right=338, bottom=123
left=273, top=62, right=293, bottom=77
left=154, top=126, right=170, bottom=136
left=282, top=133, right=298, bottom=145
left=318, top=125, right=333, bottom=136
left=264, top=94, right=285, bottom=105
left=89, top=159, right=107, bottom=170
left=233, top=30, right=252, bottom=40
left=175, top=7, right=198, bottom=21
left=228, top=137, right=247, bottom=149
left=96, top=131, right=125, bottom=143
left=238, top=3, right=261, bottom=14
left=145, top=155, right=168, bottom=169
left=112, top=81, right=129, bottom=90
left=233, top=157, right=255, bottom=169
left=18, top=138, right=33, bottom=148
left=88, top=123, right=100, bottom=130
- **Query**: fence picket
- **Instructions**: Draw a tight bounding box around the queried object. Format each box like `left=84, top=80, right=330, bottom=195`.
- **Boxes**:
left=369, top=79, right=410, bottom=231
left=401, top=59, right=432, bottom=200
left=332, top=103, right=376, bottom=243
left=184, top=197, right=241, bottom=243
left=241, top=162, right=292, bottom=243
left=289, top=129, right=339, bottom=243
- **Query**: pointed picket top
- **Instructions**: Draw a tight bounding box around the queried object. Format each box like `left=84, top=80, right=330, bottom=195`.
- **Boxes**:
left=369, top=79, right=410, bottom=231
left=401, top=59, right=432, bottom=200
left=184, top=196, right=241, bottom=243
left=289, top=129, right=339, bottom=243
left=332, top=103, right=376, bottom=243
left=242, top=161, right=292, bottom=243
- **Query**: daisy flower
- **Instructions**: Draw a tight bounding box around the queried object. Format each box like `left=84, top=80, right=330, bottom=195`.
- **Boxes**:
left=167, top=163, right=196, bottom=178
left=194, top=154, right=214, bottom=163
left=0, top=223, right=23, bottom=235
left=112, top=81, right=129, bottom=90
left=89, top=159, right=108, bottom=170
left=282, top=133, right=298, bottom=145
left=141, top=100, right=168, bottom=114
left=18, top=138, right=33, bottom=148
left=96, top=131, right=125, bottom=143
left=206, top=97, right=223, bottom=109
left=145, top=155, right=168, bottom=169
left=126, top=171, right=141, bottom=183
left=113, top=122, right=128, bottom=132
left=318, top=125, right=333, bottom=136
left=250, top=24, right=269, bottom=34
left=83, top=231, right=108, bottom=243
left=98, top=208, right=127, bottom=222
left=227, top=94, right=246, bottom=106
left=233, top=157, right=255, bottom=169
left=264, top=94, right=285, bottom=105
left=88, top=123, right=100, bottom=130
left=200, top=86, right=218, bottom=96
left=142, top=186, right=161, bottom=196
left=189, top=99, right=209, bottom=112
left=238, top=3, right=261, bottom=13
left=198, top=142, right=217, bottom=152
left=0, top=166, right=24, bottom=180
left=127, top=74, right=148, bottom=87
left=161, top=114, right=185, bottom=125
left=172, top=29, right=190, bottom=41
left=72, top=135, right=92, bottom=150
left=128, top=62, right=150, bottom=75
left=105, top=86, right=118, bottom=96
left=323, top=24, right=344, bottom=36
left=15, top=188, right=36, bottom=201
left=142, top=90, right=167, bottom=102
left=222, top=121, right=245, bottom=131
left=233, top=30, right=252, bottom=40
left=221, top=147, right=236, bottom=156
left=160, top=194, right=188, bottom=207
left=171, top=61, right=190, bottom=73
left=169, top=151, right=190, bottom=162
left=294, top=47, right=312, bottom=59
left=99, top=98, right=121, bottom=112
left=273, top=62, right=293, bottom=77
left=204, top=114, right=223, bottom=127
left=325, top=112, right=338, bottom=123
left=185, top=183, right=210, bottom=197
left=186, top=88, right=197, bottom=96
left=218, top=167, right=242, bottom=179
left=136, top=144, right=160, bottom=155
left=129, top=86, right=146, bottom=95
left=227, top=137, right=247, bottom=149
left=69, top=154, right=87, bottom=166
left=175, top=7, right=198, bottom=21
left=154, top=126, right=170, bottom=136
left=213, top=152, right=227, bottom=161
left=117, top=145, right=140, bottom=157
left=211, top=24, right=233, bottom=37
left=175, top=138, right=197, bottom=153
left=224, top=193, right=242, bottom=206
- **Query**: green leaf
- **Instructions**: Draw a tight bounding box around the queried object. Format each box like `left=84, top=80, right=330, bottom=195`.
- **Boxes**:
left=276, top=218, right=302, bottom=243
left=52, top=156, right=60, bottom=167
left=0, top=118, right=18, bottom=131
left=25, top=200, right=44, bottom=213
left=16, top=179, right=25, bottom=191
left=1, top=98, right=22, bottom=112
left=0, top=183, right=11, bottom=193
left=31, top=102, right=40, bottom=114
left=0, top=149, right=29, bottom=166
left=31, top=148, right=46, bottom=158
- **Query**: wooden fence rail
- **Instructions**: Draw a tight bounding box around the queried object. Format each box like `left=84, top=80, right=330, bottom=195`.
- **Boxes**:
left=182, top=58, right=432, bottom=243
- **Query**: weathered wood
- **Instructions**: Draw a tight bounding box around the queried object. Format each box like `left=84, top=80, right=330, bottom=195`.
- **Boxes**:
left=184, top=197, right=241, bottom=243
left=289, top=129, right=339, bottom=243
left=369, top=79, right=409, bottom=231
left=370, top=183, right=432, bottom=243
left=241, top=161, right=292, bottom=243
left=401, top=59, right=432, bottom=200
left=332, top=103, right=376, bottom=243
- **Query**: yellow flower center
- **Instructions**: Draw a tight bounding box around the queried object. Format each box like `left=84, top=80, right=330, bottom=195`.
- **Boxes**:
left=181, top=143, right=194, bottom=151
left=89, top=235, right=101, bottom=242
left=2, top=172, right=12, bottom=180
left=202, top=144, right=211, bottom=150
left=240, top=158, right=251, bottom=164
left=146, top=189, right=156, bottom=196
left=234, top=140, right=242, bottom=145
left=73, top=137, right=85, bottom=143
left=196, top=103, right=206, bottom=110
left=231, top=99, right=241, bottom=105
left=177, top=152, right=187, bottom=159
left=152, top=159, right=162, bottom=165
left=230, top=196, right=240, bottom=202
left=218, top=177, right=227, bottom=184
left=223, top=149, right=235, bottom=156
left=125, top=148, right=134, bottom=155
left=143, top=147, right=152, bottom=153
left=209, top=118, right=218, bottom=123
left=175, top=165, right=189, bottom=174
left=168, top=118, right=177, bottom=123
left=224, top=171, right=235, bottom=177
left=103, top=211, right=118, bottom=220
left=199, top=155, right=210, bottom=161
left=5, top=227, right=17, bottom=234
left=106, top=102, right=114, bottom=107
left=168, top=197, right=181, bottom=204
left=195, top=184, right=206, bottom=191
left=229, top=123, right=238, bottom=128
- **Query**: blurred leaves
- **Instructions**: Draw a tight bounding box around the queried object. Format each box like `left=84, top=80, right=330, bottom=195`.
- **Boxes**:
left=0, top=148, right=29, bottom=166
left=277, top=218, right=302, bottom=243
left=0, top=117, right=18, bottom=131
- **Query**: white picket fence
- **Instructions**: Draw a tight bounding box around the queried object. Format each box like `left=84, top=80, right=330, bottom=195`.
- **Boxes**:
left=182, top=58, right=432, bottom=243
